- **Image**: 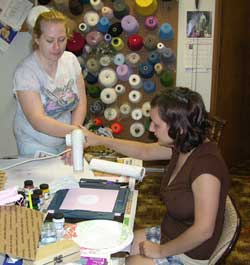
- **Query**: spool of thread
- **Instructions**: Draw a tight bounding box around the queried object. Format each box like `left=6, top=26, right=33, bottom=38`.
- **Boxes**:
left=104, top=107, right=118, bottom=121
left=113, top=0, right=130, bottom=20
left=130, top=122, right=145, bottom=137
left=111, top=37, right=124, bottom=51
left=147, top=51, right=160, bottom=65
left=144, top=117, right=152, bottom=131
left=104, top=33, right=112, bottom=43
left=116, top=64, right=132, bottom=81
left=93, top=117, right=103, bottom=126
left=108, top=22, right=123, bottom=37
left=157, top=42, right=167, bottom=54
left=86, top=31, right=104, bottom=46
left=115, top=84, right=126, bottom=95
left=114, top=53, right=125, bottom=65
left=98, top=68, right=118, bottom=87
left=111, top=122, right=123, bottom=134
left=121, top=15, right=139, bottom=35
left=142, top=101, right=151, bottom=117
left=161, top=48, right=176, bottom=64
left=89, top=100, right=105, bottom=115
left=69, top=0, right=84, bottom=16
left=144, top=16, right=158, bottom=30
left=84, top=44, right=92, bottom=54
left=138, top=62, right=154, bottom=79
left=78, top=22, right=90, bottom=34
left=99, top=55, right=112, bottom=67
left=83, top=11, right=100, bottom=27
left=86, top=57, right=100, bottom=73
left=160, top=70, right=174, bottom=87
left=101, top=6, right=114, bottom=19
left=127, top=34, right=144, bottom=51
left=66, top=32, right=86, bottom=56
left=85, top=72, right=98, bottom=84
left=154, top=62, right=164, bottom=75
left=87, top=84, right=101, bottom=98
left=131, top=108, right=143, bottom=121
left=143, top=79, right=156, bottom=93
left=90, top=0, right=103, bottom=11
left=100, top=88, right=117, bottom=104
left=120, top=103, right=131, bottom=115
left=128, top=74, right=143, bottom=89
left=135, top=0, right=158, bottom=16
left=159, top=23, right=174, bottom=41
left=143, top=34, right=158, bottom=51
left=97, top=16, right=111, bottom=33
left=126, top=52, right=141, bottom=68
left=129, top=90, right=142, bottom=104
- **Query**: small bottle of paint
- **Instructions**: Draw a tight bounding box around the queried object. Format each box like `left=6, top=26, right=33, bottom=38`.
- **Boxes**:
left=24, top=180, right=34, bottom=194
left=52, top=211, right=65, bottom=240
left=39, top=183, right=50, bottom=200
left=33, top=189, right=44, bottom=206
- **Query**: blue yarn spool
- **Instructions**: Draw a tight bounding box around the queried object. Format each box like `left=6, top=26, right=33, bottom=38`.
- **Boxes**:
left=143, top=80, right=156, bottom=93
left=147, top=51, right=160, bottom=65
left=114, top=53, right=125, bottom=65
left=159, top=23, right=174, bottom=41
left=97, top=16, right=111, bottom=33
left=85, top=72, right=98, bottom=84
left=138, top=62, right=154, bottom=79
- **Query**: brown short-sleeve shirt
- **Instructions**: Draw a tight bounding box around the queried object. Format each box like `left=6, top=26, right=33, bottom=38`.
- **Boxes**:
left=160, top=142, right=229, bottom=260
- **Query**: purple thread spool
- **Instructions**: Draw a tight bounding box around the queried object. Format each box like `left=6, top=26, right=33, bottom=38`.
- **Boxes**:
left=144, top=16, right=158, bottom=30
left=104, top=33, right=112, bottom=43
left=121, top=15, right=139, bottom=35
left=116, top=64, right=132, bottom=81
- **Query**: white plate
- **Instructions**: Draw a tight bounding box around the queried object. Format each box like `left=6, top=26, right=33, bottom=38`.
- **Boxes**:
left=65, top=220, right=133, bottom=254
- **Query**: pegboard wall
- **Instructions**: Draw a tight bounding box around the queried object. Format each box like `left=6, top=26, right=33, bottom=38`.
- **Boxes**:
left=40, top=0, right=178, bottom=142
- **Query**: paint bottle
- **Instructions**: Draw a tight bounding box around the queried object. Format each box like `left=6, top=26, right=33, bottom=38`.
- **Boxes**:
left=39, top=183, right=50, bottom=200
left=52, top=211, right=65, bottom=240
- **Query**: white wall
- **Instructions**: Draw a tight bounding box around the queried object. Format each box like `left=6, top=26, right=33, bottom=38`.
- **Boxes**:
left=0, top=32, right=32, bottom=157
left=176, top=0, right=215, bottom=111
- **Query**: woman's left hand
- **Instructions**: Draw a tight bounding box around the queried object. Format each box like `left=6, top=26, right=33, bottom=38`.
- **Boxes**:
left=139, top=240, right=163, bottom=259
left=61, top=146, right=72, bottom=165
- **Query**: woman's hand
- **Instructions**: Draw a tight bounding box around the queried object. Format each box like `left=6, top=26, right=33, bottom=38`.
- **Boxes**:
left=79, top=126, right=102, bottom=148
left=139, top=240, right=164, bottom=259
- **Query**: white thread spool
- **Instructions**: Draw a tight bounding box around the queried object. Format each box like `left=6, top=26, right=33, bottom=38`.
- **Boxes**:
left=131, top=108, right=143, bottom=120
left=100, top=88, right=117, bottom=104
left=157, top=42, right=168, bottom=54
left=99, top=55, right=112, bottom=67
left=98, top=68, right=118, bottom=87
left=130, top=122, right=145, bottom=138
left=115, top=84, right=126, bottom=95
left=79, top=22, right=90, bottom=34
left=90, top=0, right=103, bottom=11
left=128, top=74, right=143, bottom=89
left=120, top=103, right=131, bottom=115
left=142, top=101, right=151, bottom=117
left=83, top=11, right=100, bottom=27
left=129, top=90, right=142, bottom=104
left=104, top=107, right=118, bottom=121
left=101, top=6, right=114, bottom=19
left=126, top=52, right=141, bottom=68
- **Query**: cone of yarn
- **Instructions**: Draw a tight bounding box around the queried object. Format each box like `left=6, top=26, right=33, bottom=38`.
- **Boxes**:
left=135, top=0, right=158, bottom=16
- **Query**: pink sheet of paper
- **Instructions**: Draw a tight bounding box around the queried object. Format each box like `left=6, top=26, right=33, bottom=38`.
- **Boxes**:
left=59, top=188, right=119, bottom=212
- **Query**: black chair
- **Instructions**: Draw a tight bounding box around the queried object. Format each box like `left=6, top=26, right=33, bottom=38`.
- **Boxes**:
left=207, top=114, right=227, bottom=145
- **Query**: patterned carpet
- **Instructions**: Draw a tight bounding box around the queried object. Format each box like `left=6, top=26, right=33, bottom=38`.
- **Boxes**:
left=134, top=162, right=250, bottom=264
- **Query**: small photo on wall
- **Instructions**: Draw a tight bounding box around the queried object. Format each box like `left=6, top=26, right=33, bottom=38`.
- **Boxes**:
left=186, top=11, right=212, bottom=38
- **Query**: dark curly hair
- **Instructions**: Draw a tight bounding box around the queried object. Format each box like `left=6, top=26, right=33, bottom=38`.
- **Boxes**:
left=151, top=87, right=210, bottom=153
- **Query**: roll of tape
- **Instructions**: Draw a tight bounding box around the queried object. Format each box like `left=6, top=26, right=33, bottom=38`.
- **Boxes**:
left=116, top=64, right=132, bottom=81
left=100, top=88, right=118, bottom=104
left=128, top=74, right=143, bottom=89
left=98, top=68, right=118, bottom=87
left=120, top=103, right=131, bottom=115
left=142, top=101, right=151, bottom=117
left=147, top=51, right=160, bottom=65
left=131, top=108, right=143, bottom=121
left=104, top=107, right=118, bottom=121
left=90, top=0, right=103, bottom=11
left=99, top=55, right=112, bottom=67
left=159, top=22, right=174, bottom=41
left=108, top=22, right=123, bottom=37
left=87, top=84, right=101, bottom=98
left=143, top=34, right=158, bottom=51
left=113, top=0, right=130, bottom=19
left=144, top=16, right=158, bottom=30
left=83, top=11, right=100, bottom=27
left=89, top=99, right=105, bottom=114
left=78, top=22, right=90, bottom=34
left=135, top=0, right=158, bottom=16
left=121, top=15, right=139, bottom=35
left=126, top=52, right=141, bottom=68
left=101, top=6, right=114, bottom=19
left=111, top=122, right=123, bottom=135
left=97, top=16, right=111, bottom=33
left=138, top=62, right=154, bottom=79
left=114, top=53, right=125, bottom=65
left=130, top=122, right=145, bottom=138
left=86, top=31, right=104, bottom=46
left=160, top=70, right=174, bottom=87
left=111, top=37, right=124, bottom=51
left=157, top=42, right=167, bottom=54
left=128, top=90, right=142, bottom=104
left=143, top=79, right=156, bottom=93
left=86, top=57, right=100, bottom=73
left=115, top=84, right=126, bottom=95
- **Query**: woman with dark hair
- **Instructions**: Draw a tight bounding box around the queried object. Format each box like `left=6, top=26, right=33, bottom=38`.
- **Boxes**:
left=83, top=87, right=229, bottom=265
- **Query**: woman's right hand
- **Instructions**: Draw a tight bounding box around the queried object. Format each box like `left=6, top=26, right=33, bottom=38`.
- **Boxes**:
left=80, top=126, right=102, bottom=148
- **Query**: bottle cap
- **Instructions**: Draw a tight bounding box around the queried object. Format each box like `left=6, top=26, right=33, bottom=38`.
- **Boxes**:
left=53, top=211, right=64, bottom=219
left=40, top=183, right=49, bottom=190
left=24, top=180, right=34, bottom=187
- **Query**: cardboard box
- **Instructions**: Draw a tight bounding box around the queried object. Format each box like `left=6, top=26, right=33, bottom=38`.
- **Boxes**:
left=23, top=240, right=80, bottom=265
